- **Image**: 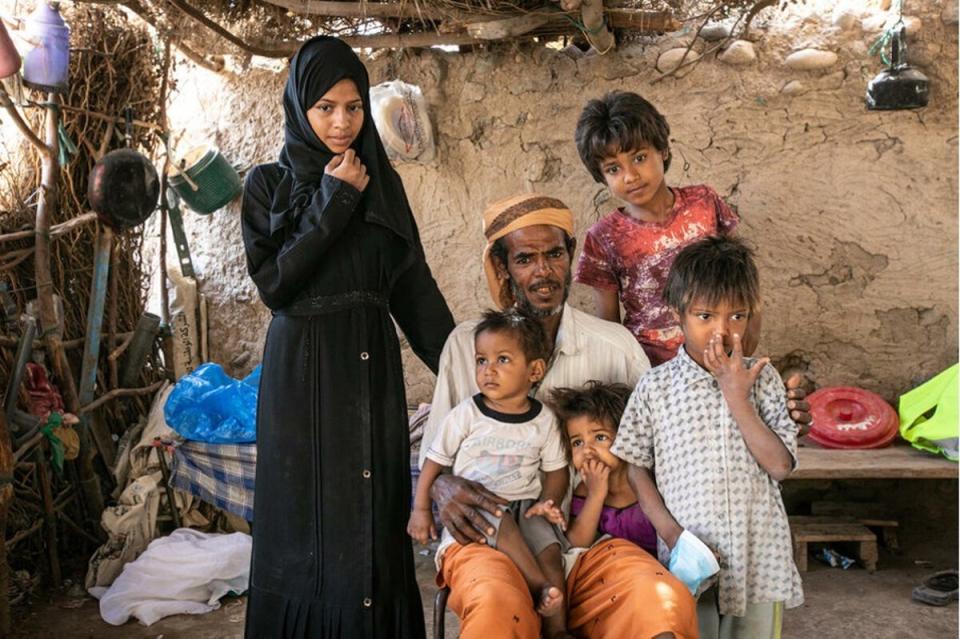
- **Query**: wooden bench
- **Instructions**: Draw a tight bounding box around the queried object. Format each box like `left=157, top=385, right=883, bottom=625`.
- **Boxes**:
left=790, top=444, right=958, bottom=480
left=810, top=501, right=900, bottom=550
left=789, top=516, right=878, bottom=573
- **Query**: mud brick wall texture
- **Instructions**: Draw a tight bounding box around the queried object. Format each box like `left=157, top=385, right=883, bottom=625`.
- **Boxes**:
left=155, top=0, right=958, bottom=405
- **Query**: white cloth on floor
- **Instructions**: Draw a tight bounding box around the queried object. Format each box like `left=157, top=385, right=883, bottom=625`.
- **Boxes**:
left=91, top=528, right=251, bottom=626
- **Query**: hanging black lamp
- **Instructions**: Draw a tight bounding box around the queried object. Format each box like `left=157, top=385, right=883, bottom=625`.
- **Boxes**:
left=866, top=22, right=929, bottom=110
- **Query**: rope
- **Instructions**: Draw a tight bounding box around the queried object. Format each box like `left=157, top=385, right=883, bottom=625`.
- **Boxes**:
left=867, top=0, right=904, bottom=66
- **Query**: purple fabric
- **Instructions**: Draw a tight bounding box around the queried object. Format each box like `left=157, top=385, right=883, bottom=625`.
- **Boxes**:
left=570, top=495, right=658, bottom=556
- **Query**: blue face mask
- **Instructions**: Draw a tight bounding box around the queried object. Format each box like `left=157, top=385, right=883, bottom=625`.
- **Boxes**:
left=668, top=530, right=721, bottom=596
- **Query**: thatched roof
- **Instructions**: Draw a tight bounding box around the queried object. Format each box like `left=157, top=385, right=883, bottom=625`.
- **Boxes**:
left=81, top=0, right=779, bottom=66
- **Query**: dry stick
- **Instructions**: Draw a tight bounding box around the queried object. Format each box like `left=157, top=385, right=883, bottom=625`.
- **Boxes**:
left=164, top=0, right=297, bottom=57
left=107, top=331, right=136, bottom=363
left=34, top=446, right=61, bottom=587
left=20, top=101, right=162, bottom=132
left=0, top=332, right=132, bottom=351
left=158, top=41, right=172, bottom=331
left=0, top=412, right=14, bottom=634
left=5, top=518, right=43, bottom=548
left=0, top=212, right=99, bottom=244
left=0, top=248, right=34, bottom=272
left=261, top=0, right=450, bottom=20
left=742, top=0, right=776, bottom=39
left=120, top=0, right=226, bottom=73
left=165, top=0, right=484, bottom=54
left=78, top=380, right=165, bottom=415
left=0, top=87, right=50, bottom=158
left=34, top=95, right=103, bottom=523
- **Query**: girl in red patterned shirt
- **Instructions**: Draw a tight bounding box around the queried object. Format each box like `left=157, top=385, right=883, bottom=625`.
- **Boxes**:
left=573, top=92, right=754, bottom=366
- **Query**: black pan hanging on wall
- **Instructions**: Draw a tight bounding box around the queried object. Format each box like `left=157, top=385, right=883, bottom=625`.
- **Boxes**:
left=866, top=21, right=929, bottom=111
left=87, top=109, right=159, bottom=230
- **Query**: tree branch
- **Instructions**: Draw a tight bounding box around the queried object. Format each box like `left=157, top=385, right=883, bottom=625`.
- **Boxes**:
left=0, top=86, right=51, bottom=159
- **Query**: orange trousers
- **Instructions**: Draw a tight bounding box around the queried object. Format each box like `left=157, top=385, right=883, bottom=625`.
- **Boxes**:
left=440, top=539, right=698, bottom=639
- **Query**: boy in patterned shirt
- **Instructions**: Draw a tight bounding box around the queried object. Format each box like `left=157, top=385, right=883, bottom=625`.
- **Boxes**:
left=611, top=236, right=803, bottom=639
left=574, top=92, right=752, bottom=366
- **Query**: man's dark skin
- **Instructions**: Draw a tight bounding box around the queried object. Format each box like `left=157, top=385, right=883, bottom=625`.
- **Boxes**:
left=430, top=224, right=812, bottom=545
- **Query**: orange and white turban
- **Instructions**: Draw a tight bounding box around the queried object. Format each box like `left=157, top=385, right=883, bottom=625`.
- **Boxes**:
left=481, top=193, right=575, bottom=309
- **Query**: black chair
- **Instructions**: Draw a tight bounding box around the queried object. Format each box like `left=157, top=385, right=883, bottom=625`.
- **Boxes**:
left=433, top=586, right=450, bottom=639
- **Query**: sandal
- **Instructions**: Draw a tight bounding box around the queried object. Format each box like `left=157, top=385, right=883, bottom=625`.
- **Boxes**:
left=912, top=570, right=959, bottom=606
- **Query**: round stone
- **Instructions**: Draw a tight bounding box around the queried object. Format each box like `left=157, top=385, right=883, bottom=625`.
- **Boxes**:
left=718, top=40, right=757, bottom=66
left=656, top=47, right=701, bottom=74
left=781, top=80, right=808, bottom=96
left=699, top=23, right=732, bottom=41
left=784, top=49, right=839, bottom=71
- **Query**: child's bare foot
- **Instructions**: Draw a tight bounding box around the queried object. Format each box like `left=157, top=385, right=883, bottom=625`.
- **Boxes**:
left=536, top=584, right=564, bottom=617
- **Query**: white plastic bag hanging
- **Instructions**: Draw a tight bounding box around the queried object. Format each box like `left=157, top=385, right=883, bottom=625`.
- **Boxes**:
left=370, top=80, right=435, bottom=162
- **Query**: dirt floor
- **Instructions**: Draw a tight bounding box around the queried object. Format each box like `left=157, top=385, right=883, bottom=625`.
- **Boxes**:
left=10, top=538, right=958, bottom=639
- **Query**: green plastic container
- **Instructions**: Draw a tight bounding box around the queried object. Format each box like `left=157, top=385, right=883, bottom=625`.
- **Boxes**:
left=168, top=145, right=242, bottom=214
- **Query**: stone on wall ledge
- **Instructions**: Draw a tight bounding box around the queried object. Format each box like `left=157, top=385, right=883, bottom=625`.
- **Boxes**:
left=784, top=49, right=839, bottom=70
left=718, top=40, right=757, bottom=66
left=699, top=23, right=732, bottom=41
left=943, top=0, right=959, bottom=25
left=832, top=7, right=861, bottom=31
left=781, top=80, right=808, bottom=96
left=657, top=47, right=701, bottom=74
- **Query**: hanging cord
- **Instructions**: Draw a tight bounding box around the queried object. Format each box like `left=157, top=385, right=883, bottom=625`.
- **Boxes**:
left=561, top=10, right=615, bottom=55
left=867, top=0, right=904, bottom=66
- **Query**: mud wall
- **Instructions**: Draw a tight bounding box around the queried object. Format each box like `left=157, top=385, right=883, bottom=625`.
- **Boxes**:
left=158, top=0, right=958, bottom=404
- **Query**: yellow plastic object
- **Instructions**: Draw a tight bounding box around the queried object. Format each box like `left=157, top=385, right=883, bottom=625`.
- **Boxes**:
left=898, top=364, right=959, bottom=461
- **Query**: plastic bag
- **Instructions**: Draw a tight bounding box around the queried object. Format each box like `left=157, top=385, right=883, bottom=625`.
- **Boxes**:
left=370, top=80, right=435, bottom=162
left=668, top=529, right=720, bottom=596
left=163, top=363, right=259, bottom=443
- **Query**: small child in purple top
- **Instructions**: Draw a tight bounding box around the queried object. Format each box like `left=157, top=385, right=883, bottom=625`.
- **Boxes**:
left=548, top=381, right=657, bottom=556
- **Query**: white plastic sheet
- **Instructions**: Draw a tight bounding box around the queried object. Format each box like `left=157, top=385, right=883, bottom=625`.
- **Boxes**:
left=92, top=528, right=251, bottom=626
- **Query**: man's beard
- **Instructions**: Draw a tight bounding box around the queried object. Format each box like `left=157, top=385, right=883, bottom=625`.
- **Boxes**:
left=509, top=270, right=572, bottom=318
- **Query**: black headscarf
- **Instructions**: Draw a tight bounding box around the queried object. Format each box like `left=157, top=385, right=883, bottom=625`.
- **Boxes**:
left=270, top=36, right=414, bottom=245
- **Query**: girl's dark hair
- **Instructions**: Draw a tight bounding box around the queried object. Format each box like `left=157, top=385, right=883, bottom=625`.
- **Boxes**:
left=575, top=91, right=671, bottom=183
left=663, top=236, right=760, bottom=314
left=548, top=381, right=632, bottom=459
left=474, top=308, right=549, bottom=361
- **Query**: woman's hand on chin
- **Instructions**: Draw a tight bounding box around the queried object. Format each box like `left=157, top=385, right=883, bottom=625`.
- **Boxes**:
left=325, top=148, right=370, bottom=192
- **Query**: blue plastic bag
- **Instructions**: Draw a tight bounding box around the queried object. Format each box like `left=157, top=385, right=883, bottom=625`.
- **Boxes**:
left=164, top=363, right=260, bottom=443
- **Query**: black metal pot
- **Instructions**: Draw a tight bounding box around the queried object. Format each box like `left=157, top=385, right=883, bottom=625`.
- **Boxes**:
left=87, top=149, right=160, bottom=230
left=866, top=23, right=929, bottom=111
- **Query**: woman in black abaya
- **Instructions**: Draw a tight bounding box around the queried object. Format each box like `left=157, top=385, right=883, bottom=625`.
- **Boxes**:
left=241, top=37, right=454, bottom=638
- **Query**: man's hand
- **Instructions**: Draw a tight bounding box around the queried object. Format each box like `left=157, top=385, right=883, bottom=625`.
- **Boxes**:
left=324, top=149, right=369, bottom=192
left=580, top=459, right=610, bottom=500
left=784, top=373, right=811, bottom=437
left=407, top=508, right=437, bottom=545
left=431, top=474, right=508, bottom=545
left=524, top=499, right=567, bottom=530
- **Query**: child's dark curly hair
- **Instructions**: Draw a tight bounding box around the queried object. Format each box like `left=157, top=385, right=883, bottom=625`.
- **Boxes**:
left=663, top=235, right=760, bottom=315
left=575, top=91, right=672, bottom=184
left=548, top=381, right=633, bottom=459
left=474, top=308, right=549, bottom=362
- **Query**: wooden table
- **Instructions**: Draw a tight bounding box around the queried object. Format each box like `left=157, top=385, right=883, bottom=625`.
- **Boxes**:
left=790, top=443, right=958, bottom=480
